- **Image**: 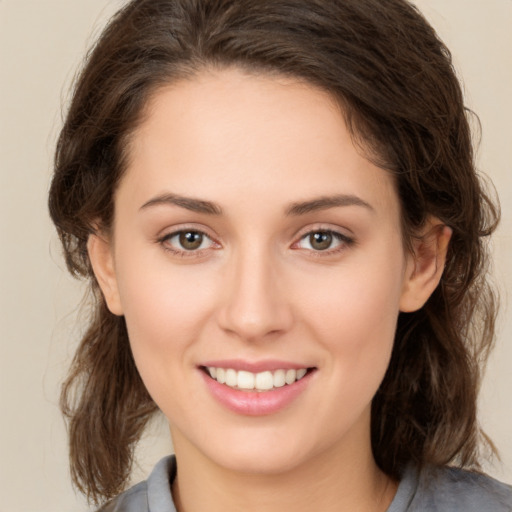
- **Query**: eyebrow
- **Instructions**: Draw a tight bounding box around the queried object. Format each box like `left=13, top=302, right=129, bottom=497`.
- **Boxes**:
left=140, top=193, right=223, bottom=215
left=139, top=192, right=374, bottom=216
left=285, top=194, right=375, bottom=216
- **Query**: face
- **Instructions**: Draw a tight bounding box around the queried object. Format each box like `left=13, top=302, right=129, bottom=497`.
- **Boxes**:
left=90, top=68, right=440, bottom=476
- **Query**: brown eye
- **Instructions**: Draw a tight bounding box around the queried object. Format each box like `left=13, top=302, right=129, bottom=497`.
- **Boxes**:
left=179, top=231, right=204, bottom=250
left=160, top=229, right=217, bottom=256
left=295, top=229, right=353, bottom=253
left=309, top=231, right=333, bottom=251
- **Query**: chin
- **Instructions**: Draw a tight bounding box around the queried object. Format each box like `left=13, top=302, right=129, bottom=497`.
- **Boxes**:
left=212, top=447, right=308, bottom=476
left=197, top=426, right=322, bottom=476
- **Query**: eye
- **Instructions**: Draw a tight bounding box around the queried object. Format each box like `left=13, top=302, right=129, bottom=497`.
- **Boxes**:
left=161, top=230, right=216, bottom=252
left=295, top=230, right=353, bottom=252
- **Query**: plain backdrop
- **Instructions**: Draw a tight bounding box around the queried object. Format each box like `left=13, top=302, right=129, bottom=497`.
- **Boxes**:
left=1, top=1, right=511, bottom=511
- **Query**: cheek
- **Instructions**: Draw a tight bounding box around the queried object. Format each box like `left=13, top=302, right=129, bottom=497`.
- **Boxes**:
left=303, top=254, right=404, bottom=341
left=125, top=278, right=215, bottom=338
left=297, top=244, right=405, bottom=389
left=113, top=242, right=219, bottom=372
left=115, top=261, right=224, bottom=420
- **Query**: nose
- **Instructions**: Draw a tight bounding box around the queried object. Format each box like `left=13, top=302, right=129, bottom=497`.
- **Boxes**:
left=217, top=245, right=294, bottom=342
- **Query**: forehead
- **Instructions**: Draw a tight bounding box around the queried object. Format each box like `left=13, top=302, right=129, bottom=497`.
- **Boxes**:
left=120, top=68, right=399, bottom=219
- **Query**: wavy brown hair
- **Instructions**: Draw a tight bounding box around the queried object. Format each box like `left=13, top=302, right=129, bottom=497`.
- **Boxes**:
left=49, top=0, right=500, bottom=505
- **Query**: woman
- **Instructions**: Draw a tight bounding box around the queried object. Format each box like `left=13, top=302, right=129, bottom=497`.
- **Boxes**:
left=48, top=0, right=512, bottom=510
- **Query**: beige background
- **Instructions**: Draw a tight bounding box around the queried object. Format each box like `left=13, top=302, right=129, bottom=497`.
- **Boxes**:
left=0, top=1, right=511, bottom=510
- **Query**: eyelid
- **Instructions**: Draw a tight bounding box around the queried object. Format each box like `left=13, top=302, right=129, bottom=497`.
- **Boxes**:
left=291, top=225, right=355, bottom=254
left=155, top=223, right=354, bottom=258
left=157, top=224, right=221, bottom=257
left=293, top=221, right=354, bottom=238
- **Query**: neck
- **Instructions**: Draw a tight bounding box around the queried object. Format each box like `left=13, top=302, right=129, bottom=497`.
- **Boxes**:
left=170, top=422, right=397, bottom=512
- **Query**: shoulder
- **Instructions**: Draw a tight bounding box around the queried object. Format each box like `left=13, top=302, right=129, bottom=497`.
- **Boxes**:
left=96, top=456, right=177, bottom=512
left=409, top=465, right=512, bottom=511
left=97, top=480, right=148, bottom=512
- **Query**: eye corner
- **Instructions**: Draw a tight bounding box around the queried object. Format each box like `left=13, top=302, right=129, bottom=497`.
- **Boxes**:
left=292, top=228, right=356, bottom=255
left=157, top=227, right=221, bottom=258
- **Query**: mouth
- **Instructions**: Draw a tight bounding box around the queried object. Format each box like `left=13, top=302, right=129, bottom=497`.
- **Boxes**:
left=199, top=362, right=317, bottom=415
left=201, top=366, right=315, bottom=392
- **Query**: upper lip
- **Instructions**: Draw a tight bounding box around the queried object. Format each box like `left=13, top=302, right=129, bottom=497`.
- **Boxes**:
left=200, top=359, right=314, bottom=373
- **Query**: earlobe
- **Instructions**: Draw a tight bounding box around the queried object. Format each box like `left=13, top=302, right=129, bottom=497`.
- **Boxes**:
left=87, top=233, right=124, bottom=316
left=399, top=223, right=452, bottom=313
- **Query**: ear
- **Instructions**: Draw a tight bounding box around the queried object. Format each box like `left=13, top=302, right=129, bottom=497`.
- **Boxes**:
left=87, top=233, right=124, bottom=316
left=399, top=221, right=452, bottom=313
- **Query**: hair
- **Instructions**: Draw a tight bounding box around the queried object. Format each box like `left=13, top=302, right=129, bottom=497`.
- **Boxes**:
left=49, top=0, right=500, bottom=505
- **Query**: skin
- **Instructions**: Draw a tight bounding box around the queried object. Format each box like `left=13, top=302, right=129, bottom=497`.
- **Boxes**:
left=89, top=68, right=450, bottom=512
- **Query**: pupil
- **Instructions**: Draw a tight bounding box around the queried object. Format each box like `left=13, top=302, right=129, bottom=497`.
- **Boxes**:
left=311, top=232, right=332, bottom=250
left=179, top=231, right=203, bottom=250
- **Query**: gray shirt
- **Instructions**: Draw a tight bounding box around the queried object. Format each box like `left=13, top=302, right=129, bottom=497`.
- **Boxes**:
left=99, top=456, right=512, bottom=511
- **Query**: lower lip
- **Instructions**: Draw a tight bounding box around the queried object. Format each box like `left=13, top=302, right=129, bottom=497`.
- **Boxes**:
left=201, top=370, right=314, bottom=416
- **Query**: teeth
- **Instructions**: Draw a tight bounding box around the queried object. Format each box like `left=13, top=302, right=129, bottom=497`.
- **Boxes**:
left=296, top=368, right=307, bottom=380
left=225, top=369, right=237, bottom=387
left=237, top=370, right=255, bottom=390
left=255, top=371, right=273, bottom=391
left=206, top=366, right=309, bottom=391
left=216, top=367, right=226, bottom=384
left=273, top=369, right=286, bottom=388
left=285, top=369, right=296, bottom=385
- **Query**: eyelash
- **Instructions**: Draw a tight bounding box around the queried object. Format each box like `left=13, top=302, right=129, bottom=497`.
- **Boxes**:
left=293, top=229, right=355, bottom=256
left=158, top=228, right=218, bottom=258
left=157, top=228, right=355, bottom=258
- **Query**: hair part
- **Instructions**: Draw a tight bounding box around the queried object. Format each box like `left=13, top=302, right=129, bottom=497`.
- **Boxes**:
left=49, top=0, right=500, bottom=504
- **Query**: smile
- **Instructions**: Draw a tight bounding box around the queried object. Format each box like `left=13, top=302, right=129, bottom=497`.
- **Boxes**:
left=205, top=367, right=309, bottom=392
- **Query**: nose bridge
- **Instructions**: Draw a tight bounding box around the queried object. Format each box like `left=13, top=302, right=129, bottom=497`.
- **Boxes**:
left=218, top=240, right=292, bottom=341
